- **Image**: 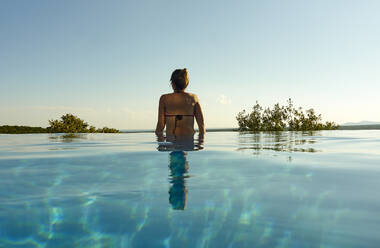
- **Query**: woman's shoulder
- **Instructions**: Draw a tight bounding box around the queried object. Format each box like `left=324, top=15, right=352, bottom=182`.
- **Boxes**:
left=185, top=92, right=199, bottom=102
left=159, top=93, right=172, bottom=100
left=184, top=92, right=197, bottom=97
left=161, top=92, right=199, bottom=102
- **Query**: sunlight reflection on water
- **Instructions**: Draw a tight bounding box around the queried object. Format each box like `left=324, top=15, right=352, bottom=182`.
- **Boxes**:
left=0, top=131, right=380, bottom=247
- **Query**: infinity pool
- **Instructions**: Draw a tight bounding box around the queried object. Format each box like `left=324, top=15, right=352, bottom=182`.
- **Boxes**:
left=0, top=131, right=379, bottom=248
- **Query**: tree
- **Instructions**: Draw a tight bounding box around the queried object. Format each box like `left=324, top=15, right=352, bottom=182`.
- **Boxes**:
left=47, top=114, right=89, bottom=133
left=96, top=127, right=120, bottom=133
left=236, top=99, right=339, bottom=131
left=47, top=114, right=120, bottom=133
left=0, top=125, right=47, bottom=134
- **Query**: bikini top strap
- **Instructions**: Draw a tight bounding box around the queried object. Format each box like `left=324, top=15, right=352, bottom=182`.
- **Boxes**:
left=165, top=112, right=194, bottom=117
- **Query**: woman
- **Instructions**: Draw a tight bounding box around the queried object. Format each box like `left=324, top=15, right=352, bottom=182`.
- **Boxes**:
left=155, top=68, right=205, bottom=137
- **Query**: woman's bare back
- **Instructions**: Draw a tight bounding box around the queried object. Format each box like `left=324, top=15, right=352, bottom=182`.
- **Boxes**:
left=155, top=92, right=205, bottom=136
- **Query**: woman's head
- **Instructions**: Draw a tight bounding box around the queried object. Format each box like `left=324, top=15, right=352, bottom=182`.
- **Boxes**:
left=170, top=68, right=189, bottom=91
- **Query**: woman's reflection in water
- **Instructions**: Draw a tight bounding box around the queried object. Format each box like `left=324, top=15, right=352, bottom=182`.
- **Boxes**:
left=157, top=134, right=204, bottom=210
left=168, top=151, right=189, bottom=210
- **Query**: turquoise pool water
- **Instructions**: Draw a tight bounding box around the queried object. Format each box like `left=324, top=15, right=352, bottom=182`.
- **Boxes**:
left=0, top=131, right=379, bottom=248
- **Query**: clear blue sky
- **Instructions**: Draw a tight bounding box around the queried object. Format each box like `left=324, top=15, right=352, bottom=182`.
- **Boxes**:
left=1, top=0, right=379, bottom=129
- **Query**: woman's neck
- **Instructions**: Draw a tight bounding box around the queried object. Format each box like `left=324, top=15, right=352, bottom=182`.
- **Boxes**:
left=174, top=90, right=185, bottom=93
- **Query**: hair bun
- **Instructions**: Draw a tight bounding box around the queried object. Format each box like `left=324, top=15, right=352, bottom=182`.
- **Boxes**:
left=170, top=68, right=189, bottom=90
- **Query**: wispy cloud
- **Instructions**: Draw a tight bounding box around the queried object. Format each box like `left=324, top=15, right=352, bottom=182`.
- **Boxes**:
left=216, top=94, right=232, bottom=105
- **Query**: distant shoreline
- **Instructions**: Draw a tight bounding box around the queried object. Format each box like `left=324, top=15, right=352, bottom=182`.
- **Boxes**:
left=1, top=125, right=380, bottom=134
left=121, top=125, right=380, bottom=133
left=120, top=128, right=240, bottom=133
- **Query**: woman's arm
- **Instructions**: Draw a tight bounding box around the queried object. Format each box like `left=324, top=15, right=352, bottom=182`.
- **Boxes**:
left=155, top=95, right=166, bottom=136
left=194, top=97, right=205, bottom=136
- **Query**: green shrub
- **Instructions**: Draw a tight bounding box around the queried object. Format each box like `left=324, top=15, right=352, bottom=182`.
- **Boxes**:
left=236, top=99, right=339, bottom=131
left=47, top=114, right=120, bottom=133
left=0, top=125, right=47, bottom=134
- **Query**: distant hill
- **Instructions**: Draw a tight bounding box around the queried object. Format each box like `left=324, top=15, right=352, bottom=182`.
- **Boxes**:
left=338, top=124, right=380, bottom=130
left=342, top=121, right=380, bottom=126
